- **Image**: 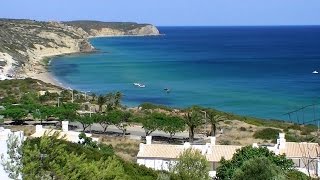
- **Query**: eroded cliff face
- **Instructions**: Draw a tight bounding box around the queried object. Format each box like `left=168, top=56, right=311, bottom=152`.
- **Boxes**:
left=0, top=19, right=160, bottom=79
left=89, top=28, right=125, bottom=36
left=127, top=25, right=160, bottom=35
left=0, top=19, right=94, bottom=77
left=90, top=25, right=160, bottom=36
left=65, top=21, right=160, bottom=37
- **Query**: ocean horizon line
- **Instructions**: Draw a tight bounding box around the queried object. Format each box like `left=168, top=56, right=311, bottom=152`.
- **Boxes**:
left=156, top=25, right=320, bottom=27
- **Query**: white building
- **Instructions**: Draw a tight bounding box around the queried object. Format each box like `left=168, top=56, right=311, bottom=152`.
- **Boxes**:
left=0, top=127, right=24, bottom=180
left=137, top=134, right=320, bottom=178
left=268, top=133, right=320, bottom=177
left=31, top=121, right=99, bottom=143
left=137, top=136, right=241, bottom=178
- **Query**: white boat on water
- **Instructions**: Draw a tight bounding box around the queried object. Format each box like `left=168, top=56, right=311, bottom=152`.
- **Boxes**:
left=133, top=83, right=145, bottom=88
left=312, top=71, right=318, bottom=74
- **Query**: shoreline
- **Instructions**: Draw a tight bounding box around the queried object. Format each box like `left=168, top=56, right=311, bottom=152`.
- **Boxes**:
left=88, top=34, right=164, bottom=39
left=23, top=34, right=162, bottom=89
left=24, top=51, right=93, bottom=89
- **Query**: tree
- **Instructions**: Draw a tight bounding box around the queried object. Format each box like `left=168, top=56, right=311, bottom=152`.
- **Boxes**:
left=97, top=95, right=106, bottom=112
left=183, top=108, right=203, bottom=142
left=161, top=115, right=185, bottom=140
left=105, top=93, right=115, bottom=111
left=22, top=132, right=68, bottom=179
left=114, top=91, right=123, bottom=108
left=76, top=115, right=94, bottom=132
left=1, top=108, right=27, bottom=124
left=285, top=170, right=309, bottom=180
left=60, top=90, right=71, bottom=102
left=207, top=110, right=226, bottom=136
left=1, top=133, right=23, bottom=180
left=216, top=146, right=294, bottom=180
left=91, top=93, right=97, bottom=102
left=140, top=112, right=164, bottom=136
left=110, top=110, right=132, bottom=136
left=171, top=148, right=210, bottom=180
left=231, top=157, right=285, bottom=180
left=93, top=114, right=112, bottom=133
left=78, top=132, right=98, bottom=148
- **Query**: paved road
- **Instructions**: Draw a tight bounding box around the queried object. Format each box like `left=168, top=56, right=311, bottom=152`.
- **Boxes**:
left=70, top=122, right=203, bottom=140
left=5, top=120, right=204, bottom=141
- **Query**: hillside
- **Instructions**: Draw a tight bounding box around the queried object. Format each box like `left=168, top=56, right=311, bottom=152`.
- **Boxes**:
left=65, top=20, right=160, bottom=36
left=0, top=19, right=160, bottom=81
left=0, top=19, right=93, bottom=79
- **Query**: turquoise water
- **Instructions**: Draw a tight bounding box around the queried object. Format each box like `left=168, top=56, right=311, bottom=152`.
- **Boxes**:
left=50, top=27, right=320, bottom=122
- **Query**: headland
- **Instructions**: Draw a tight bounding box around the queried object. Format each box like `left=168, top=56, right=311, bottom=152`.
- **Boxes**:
left=0, top=19, right=160, bottom=86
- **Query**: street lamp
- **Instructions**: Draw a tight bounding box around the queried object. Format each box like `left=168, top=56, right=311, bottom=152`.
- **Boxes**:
left=57, top=97, right=62, bottom=107
left=200, top=110, right=207, bottom=135
left=82, top=91, right=90, bottom=101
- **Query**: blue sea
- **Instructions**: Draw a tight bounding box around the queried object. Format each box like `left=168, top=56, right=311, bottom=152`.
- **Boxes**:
left=50, top=26, right=320, bottom=123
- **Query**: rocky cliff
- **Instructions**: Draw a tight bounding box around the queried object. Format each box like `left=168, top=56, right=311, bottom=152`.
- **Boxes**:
left=0, top=19, right=159, bottom=81
left=0, top=19, right=94, bottom=78
left=65, top=21, right=160, bottom=36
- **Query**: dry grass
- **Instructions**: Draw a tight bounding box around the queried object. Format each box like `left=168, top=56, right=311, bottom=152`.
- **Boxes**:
left=214, top=120, right=275, bottom=145
left=4, top=125, right=35, bottom=136
left=97, top=135, right=140, bottom=162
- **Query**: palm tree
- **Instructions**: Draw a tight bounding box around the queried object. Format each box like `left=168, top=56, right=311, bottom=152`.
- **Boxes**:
left=97, top=95, right=106, bottom=112
left=207, top=110, right=227, bottom=136
left=91, top=93, right=97, bottom=102
left=183, top=108, right=203, bottom=143
left=114, top=91, right=123, bottom=108
left=105, top=92, right=115, bottom=111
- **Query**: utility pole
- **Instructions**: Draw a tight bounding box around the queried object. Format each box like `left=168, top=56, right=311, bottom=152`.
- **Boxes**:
left=57, top=97, right=61, bottom=107
left=71, top=89, right=74, bottom=103
left=200, top=110, right=207, bottom=135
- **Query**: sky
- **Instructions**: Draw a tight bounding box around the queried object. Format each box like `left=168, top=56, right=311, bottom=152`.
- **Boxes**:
left=0, top=0, right=319, bottom=26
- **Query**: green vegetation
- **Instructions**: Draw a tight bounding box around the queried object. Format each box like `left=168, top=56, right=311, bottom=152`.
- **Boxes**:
left=65, top=20, right=150, bottom=33
left=138, top=112, right=185, bottom=138
left=0, top=78, right=318, bottom=180
left=0, top=19, right=89, bottom=64
left=139, top=102, right=173, bottom=112
left=171, top=148, right=210, bottom=180
left=231, top=157, right=285, bottom=180
left=2, top=133, right=158, bottom=179
left=207, top=109, right=227, bottom=136
left=216, top=146, right=294, bottom=180
left=183, top=107, right=203, bottom=142
left=285, top=170, right=309, bottom=180
left=253, top=128, right=282, bottom=140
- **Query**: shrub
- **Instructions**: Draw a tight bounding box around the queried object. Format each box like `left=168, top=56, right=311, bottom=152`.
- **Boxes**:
left=239, top=127, right=246, bottom=131
left=253, top=128, right=282, bottom=140
left=220, top=140, right=231, bottom=145
left=286, top=170, right=309, bottom=180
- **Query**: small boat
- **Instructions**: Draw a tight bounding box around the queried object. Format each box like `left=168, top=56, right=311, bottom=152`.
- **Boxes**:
left=133, top=83, right=145, bottom=88
left=164, top=88, right=171, bottom=93
left=312, top=71, right=319, bottom=74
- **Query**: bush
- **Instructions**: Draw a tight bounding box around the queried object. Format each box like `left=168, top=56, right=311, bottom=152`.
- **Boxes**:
left=286, top=170, right=309, bottom=180
left=24, top=137, right=158, bottom=179
left=239, top=127, right=246, bottom=131
left=139, top=103, right=173, bottom=112
left=216, top=146, right=294, bottom=179
left=253, top=128, right=282, bottom=140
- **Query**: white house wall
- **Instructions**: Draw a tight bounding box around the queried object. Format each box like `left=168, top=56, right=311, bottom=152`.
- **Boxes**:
left=137, top=158, right=177, bottom=171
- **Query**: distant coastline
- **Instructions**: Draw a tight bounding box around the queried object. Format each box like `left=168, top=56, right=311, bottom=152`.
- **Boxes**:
left=0, top=18, right=160, bottom=88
